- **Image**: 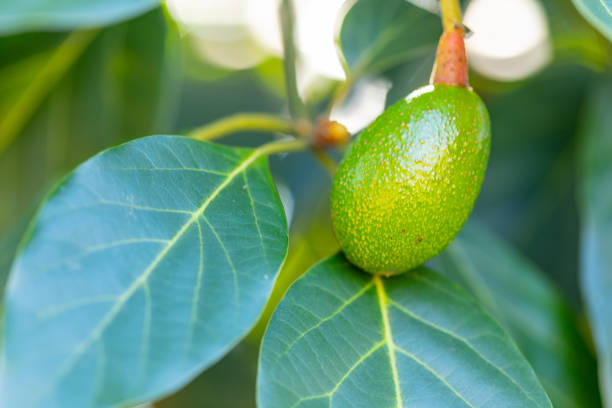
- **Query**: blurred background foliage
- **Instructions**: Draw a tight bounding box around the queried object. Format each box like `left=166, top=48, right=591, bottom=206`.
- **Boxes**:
left=0, top=0, right=611, bottom=406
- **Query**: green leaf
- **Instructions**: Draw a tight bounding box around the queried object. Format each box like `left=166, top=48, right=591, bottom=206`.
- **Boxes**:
left=540, top=0, right=610, bottom=67
left=433, top=222, right=601, bottom=408
left=383, top=53, right=436, bottom=106
left=469, top=64, right=594, bottom=303
left=338, top=0, right=440, bottom=77
left=0, top=9, right=176, bottom=236
left=0, top=135, right=289, bottom=407
left=258, top=253, right=552, bottom=408
left=578, top=77, right=612, bottom=407
left=0, top=0, right=160, bottom=35
left=0, top=29, right=98, bottom=155
left=571, top=0, right=612, bottom=42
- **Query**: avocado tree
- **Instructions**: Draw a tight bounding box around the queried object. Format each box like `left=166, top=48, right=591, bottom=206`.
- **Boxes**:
left=0, top=0, right=611, bottom=407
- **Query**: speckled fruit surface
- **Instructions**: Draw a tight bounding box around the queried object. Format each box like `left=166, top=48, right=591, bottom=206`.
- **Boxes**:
left=331, top=84, right=490, bottom=274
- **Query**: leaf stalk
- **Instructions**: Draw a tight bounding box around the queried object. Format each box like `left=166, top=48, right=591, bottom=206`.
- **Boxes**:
left=189, top=113, right=295, bottom=142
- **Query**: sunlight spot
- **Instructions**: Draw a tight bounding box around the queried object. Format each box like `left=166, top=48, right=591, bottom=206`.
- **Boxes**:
left=331, top=78, right=391, bottom=134
left=405, top=84, right=435, bottom=103
left=464, top=0, right=552, bottom=81
left=276, top=182, right=295, bottom=225
left=167, top=0, right=348, bottom=80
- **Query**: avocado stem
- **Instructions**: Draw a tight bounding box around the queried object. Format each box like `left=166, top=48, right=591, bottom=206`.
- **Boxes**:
left=440, top=0, right=464, bottom=34
left=431, top=32, right=469, bottom=87
left=432, top=0, right=469, bottom=87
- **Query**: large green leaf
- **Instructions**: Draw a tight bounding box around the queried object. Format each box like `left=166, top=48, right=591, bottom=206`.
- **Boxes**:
left=258, top=253, right=552, bottom=408
left=158, top=195, right=338, bottom=408
left=0, top=9, right=176, bottom=235
left=433, top=222, right=601, bottom=408
left=338, top=0, right=440, bottom=77
left=0, top=135, right=289, bottom=407
left=579, top=77, right=612, bottom=407
left=0, top=0, right=160, bottom=35
left=571, top=0, right=612, bottom=42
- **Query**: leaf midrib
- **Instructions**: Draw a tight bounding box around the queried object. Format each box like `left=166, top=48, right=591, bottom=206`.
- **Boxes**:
left=284, top=273, right=547, bottom=408
left=28, top=144, right=267, bottom=405
left=388, top=298, right=540, bottom=406
left=273, top=281, right=375, bottom=364
left=374, top=276, right=403, bottom=408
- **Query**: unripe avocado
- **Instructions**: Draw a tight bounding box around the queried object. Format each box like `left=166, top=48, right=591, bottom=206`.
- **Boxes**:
left=330, top=84, right=490, bottom=274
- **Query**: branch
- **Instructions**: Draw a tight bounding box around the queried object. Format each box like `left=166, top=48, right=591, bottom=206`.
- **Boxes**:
left=189, top=113, right=295, bottom=142
left=279, top=0, right=308, bottom=120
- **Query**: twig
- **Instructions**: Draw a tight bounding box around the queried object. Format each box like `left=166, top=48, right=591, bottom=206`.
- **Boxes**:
left=189, top=113, right=294, bottom=142
left=279, top=0, right=308, bottom=120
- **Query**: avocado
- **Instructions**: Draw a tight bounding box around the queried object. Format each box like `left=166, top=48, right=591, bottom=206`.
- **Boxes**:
left=330, top=84, right=490, bottom=274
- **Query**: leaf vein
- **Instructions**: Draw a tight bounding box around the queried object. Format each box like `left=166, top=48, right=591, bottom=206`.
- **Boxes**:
left=103, top=166, right=228, bottom=176
left=289, top=340, right=386, bottom=408
left=202, top=215, right=240, bottom=311
left=388, top=299, right=540, bottom=406
left=29, top=145, right=268, bottom=404
left=242, top=171, right=270, bottom=269
left=394, top=346, right=475, bottom=407
left=138, top=283, right=152, bottom=381
left=273, top=281, right=374, bottom=363
left=186, top=217, right=205, bottom=351
left=374, top=277, right=402, bottom=408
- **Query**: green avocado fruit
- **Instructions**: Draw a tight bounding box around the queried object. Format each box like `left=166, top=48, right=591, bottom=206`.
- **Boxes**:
left=331, top=84, right=490, bottom=274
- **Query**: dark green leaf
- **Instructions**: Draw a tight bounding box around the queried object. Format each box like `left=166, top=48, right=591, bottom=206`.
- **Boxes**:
left=578, top=77, right=612, bottom=407
left=433, top=221, right=601, bottom=408
left=470, top=64, right=594, bottom=305
left=339, top=0, right=440, bottom=77
left=258, top=253, right=552, bottom=408
left=0, top=9, right=176, bottom=236
left=0, top=0, right=160, bottom=35
left=0, top=135, right=289, bottom=407
left=383, top=53, right=436, bottom=106
left=571, top=0, right=612, bottom=42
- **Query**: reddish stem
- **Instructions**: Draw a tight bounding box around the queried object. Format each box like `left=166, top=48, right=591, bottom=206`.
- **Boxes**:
left=431, top=28, right=469, bottom=87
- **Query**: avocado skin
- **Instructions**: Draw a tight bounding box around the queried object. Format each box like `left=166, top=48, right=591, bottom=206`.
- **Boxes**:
left=331, top=85, right=490, bottom=274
